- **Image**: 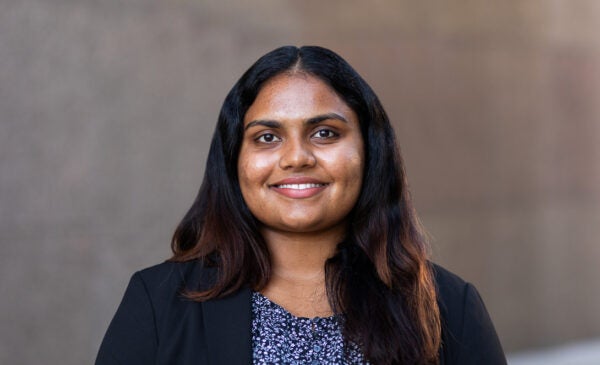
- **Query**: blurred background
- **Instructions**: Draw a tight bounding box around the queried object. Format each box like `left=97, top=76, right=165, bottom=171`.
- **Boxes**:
left=1, top=1, right=599, bottom=364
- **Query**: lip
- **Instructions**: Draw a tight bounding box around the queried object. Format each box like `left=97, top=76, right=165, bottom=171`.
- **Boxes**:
left=269, top=177, right=329, bottom=199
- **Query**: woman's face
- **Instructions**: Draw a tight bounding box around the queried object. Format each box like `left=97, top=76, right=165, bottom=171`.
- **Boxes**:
left=237, top=73, right=364, bottom=236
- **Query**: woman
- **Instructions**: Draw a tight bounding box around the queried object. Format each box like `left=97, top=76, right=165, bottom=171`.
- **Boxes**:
left=96, top=46, right=506, bottom=365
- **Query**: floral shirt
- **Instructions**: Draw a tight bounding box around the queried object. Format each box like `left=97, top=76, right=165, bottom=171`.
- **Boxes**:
left=251, top=292, right=367, bottom=364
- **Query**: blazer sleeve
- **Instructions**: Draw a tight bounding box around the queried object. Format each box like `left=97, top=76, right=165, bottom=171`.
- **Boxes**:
left=95, top=272, right=158, bottom=365
left=455, top=283, right=507, bottom=365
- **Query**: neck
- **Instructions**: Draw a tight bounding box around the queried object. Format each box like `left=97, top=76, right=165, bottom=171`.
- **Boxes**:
left=262, top=227, right=342, bottom=279
left=259, top=226, right=344, bottom=317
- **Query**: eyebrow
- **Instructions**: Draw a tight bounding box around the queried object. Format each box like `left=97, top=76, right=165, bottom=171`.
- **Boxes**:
left=244, top=113, right=348, bottom=131
left=307, top=113, right=348, bottom=125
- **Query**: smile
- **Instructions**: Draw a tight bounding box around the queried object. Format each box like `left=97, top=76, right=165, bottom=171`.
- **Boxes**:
left=274, top=183, right=326, bottom=190
left=269, top=180, right=329, bottom=199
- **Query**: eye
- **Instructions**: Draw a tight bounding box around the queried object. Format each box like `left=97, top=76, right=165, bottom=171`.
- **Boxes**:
left=256, top=133, right=281, bottom=143
left=312, top=129, right=338, bottom=139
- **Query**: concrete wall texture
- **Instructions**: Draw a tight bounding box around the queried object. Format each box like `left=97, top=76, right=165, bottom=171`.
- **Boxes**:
left=1, top=1, right=599, bottom=364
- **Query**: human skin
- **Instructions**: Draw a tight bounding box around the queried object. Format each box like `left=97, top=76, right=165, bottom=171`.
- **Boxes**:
left=238, top=73, right=364, bottom=238
left=237, top=73, right=365, bottom=317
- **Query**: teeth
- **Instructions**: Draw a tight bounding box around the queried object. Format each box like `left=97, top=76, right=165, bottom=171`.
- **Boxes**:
left=276, top=183, right=324, bottom=190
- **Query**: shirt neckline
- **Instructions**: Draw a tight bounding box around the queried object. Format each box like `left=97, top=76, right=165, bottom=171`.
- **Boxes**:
left=252, top=291, right=340, bottom=322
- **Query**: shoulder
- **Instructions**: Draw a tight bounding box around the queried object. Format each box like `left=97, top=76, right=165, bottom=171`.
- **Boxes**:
left=431, top=263, right=473, bottom=343
left=103, top=259, right=214, bottom=325
left=96, top=260, right=218, bottom=364
left=431, top=263, right=471, bottom=313
left=431, top=263, right=466, bottom=292
left=136, top=260, right=214, bottom=291
left=130, top=260, right=216, bottom=310
left=431, top=263, right=507, bottom=364
left=431, top=264, right=481, bottom=338
left=106, top=259, right=218, bottom=338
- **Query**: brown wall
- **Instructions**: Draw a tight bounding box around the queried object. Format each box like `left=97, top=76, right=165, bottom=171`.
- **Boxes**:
left=1, top=1, right=599, bottom=363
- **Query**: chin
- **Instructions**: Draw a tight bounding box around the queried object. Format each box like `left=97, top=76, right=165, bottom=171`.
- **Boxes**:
left=278, top=218, right=346, bottom=235
left=279, top=222, right=323, bottom=233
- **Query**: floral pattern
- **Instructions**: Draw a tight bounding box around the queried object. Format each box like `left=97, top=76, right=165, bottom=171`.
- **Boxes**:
left=251, top=292, right=367, bottom=364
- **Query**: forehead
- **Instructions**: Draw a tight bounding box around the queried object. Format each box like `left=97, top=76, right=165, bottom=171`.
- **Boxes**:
left=244, top=73, right=356, bottom=124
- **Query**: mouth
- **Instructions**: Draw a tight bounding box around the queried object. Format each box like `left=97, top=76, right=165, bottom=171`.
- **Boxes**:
left=269, top=178, right=329, bottom=198
left=272, top=183, right=328, bottom=190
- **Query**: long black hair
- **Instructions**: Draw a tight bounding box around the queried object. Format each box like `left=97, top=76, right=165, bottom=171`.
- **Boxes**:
left=171, top=46, right=441, bottom=364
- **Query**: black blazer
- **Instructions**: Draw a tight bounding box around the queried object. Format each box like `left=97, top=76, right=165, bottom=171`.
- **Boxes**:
left=96, top=261, right=506, bottom=364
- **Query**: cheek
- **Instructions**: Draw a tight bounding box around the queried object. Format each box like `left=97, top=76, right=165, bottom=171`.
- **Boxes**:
left=237, top=150, right=274, bottom=188
left=320, top=146, right=365, bottom=185
left=345, top=154, right=365, bottom=190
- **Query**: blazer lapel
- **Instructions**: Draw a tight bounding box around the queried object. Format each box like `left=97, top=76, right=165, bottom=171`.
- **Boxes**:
left=202, top=288, right=252, bottom=364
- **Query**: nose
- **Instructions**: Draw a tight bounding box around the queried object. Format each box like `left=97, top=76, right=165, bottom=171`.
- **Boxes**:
left=279, top=138, right=317, bottom=170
